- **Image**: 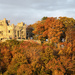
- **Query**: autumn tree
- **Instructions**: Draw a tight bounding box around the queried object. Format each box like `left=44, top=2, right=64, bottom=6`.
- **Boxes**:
left=33, top=17, right=64, bottom=44
left=58, top=17, right=75, bottom=41
left=0, top=17, right=75, bottom=75
left=26, top=25, right=34, bottom=39
left=59, top=17, right=75, bottom=61
left=0, top=47, right=12, bottom=73
left=47, top=17, right=64, bottom=43
left=32, top=21, right=43, bottom=40
left=58, top=17, right=75, bottom=28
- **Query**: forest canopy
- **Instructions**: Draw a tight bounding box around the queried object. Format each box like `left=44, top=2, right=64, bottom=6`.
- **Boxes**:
left=0, top=16, right=75, bottom=75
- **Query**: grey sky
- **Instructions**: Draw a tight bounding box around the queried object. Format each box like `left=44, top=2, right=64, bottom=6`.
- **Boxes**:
left=0, top=0, right=75, bottom=25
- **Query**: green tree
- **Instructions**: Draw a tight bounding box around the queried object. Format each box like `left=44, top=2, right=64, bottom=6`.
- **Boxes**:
left=41, top=16, right=48, bottom=21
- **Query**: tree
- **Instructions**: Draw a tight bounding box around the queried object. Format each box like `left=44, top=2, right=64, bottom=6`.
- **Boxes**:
left=33, top=17, right=64, bottom=44
left=41, top=16, right=48, bottom=21
left=26, top=25, right=34, bottom=39
left=58, top=17, right=75, bottom=28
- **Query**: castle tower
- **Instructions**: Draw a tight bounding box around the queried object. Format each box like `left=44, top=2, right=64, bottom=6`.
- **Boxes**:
left=3, top=18, right=7, bottom=38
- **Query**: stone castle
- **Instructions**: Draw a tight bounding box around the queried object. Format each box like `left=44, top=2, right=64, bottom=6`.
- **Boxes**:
left=0, top=18, right=26, bottom=40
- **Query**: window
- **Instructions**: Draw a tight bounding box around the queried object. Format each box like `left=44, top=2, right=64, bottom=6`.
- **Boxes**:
left=27, top=33, right=28, bottom=35
left=17, top=31, right=19, bottom=37
left=0, top=31, right=3, bottom=35
left=8, top=30, right=10, bottom=33
left=21, top=31, right=23, bottom=34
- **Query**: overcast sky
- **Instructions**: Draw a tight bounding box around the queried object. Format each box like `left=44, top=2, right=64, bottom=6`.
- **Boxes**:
left=0, top=0, right=75, bottom=25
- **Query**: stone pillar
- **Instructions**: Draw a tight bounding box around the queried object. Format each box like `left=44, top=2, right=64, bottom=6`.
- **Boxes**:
left=5, top=23, right=7, bottom=39
left=16, top=31, right=18, bottom=39
left=3, top=18, right=7, bottom=39
left=24, top=24, right=26, bottom=39
left=21, top=35, right=22, bottom=39
left=12, top=24, right=15, bottom=39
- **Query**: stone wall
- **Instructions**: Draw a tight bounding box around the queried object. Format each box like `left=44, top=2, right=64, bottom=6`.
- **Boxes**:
left=0, top=18, right=26, bottom=40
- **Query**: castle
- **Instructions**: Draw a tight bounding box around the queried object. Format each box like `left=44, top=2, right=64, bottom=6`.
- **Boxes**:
left=0, top=18, right=26, bottom=40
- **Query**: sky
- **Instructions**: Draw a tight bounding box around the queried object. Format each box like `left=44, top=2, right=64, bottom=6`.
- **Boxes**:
left=0, top=0, right=75, bottom=25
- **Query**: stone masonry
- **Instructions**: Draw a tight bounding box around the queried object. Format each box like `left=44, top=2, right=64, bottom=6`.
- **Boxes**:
left=0, top=18, right=26, bottom=40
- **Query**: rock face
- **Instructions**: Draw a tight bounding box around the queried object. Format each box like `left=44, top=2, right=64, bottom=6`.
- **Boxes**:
left=0, top=18, right=26, bottom=40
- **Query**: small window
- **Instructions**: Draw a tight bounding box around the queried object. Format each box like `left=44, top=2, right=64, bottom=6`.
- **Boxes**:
left=27, top=33, right=28, bottom=35
left=1, top=38, right=2, bottom=40
left=8, top=30, right=10, bottom=33
left=21, top=31, right=23, bottom=34
left=0, top=31, right=3, bottom=35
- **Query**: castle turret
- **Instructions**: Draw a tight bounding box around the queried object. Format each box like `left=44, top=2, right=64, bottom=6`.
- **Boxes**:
left=3, top=18, right=7, bottom=38
left=21, top=22, right=23, bottom=25
left=4, top=18, right=6, bottom=23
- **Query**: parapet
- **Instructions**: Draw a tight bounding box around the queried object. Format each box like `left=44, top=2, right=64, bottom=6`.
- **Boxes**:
left=17, top=22, right=25, bottom=26
left=4, top=18, right=6, bottom=22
